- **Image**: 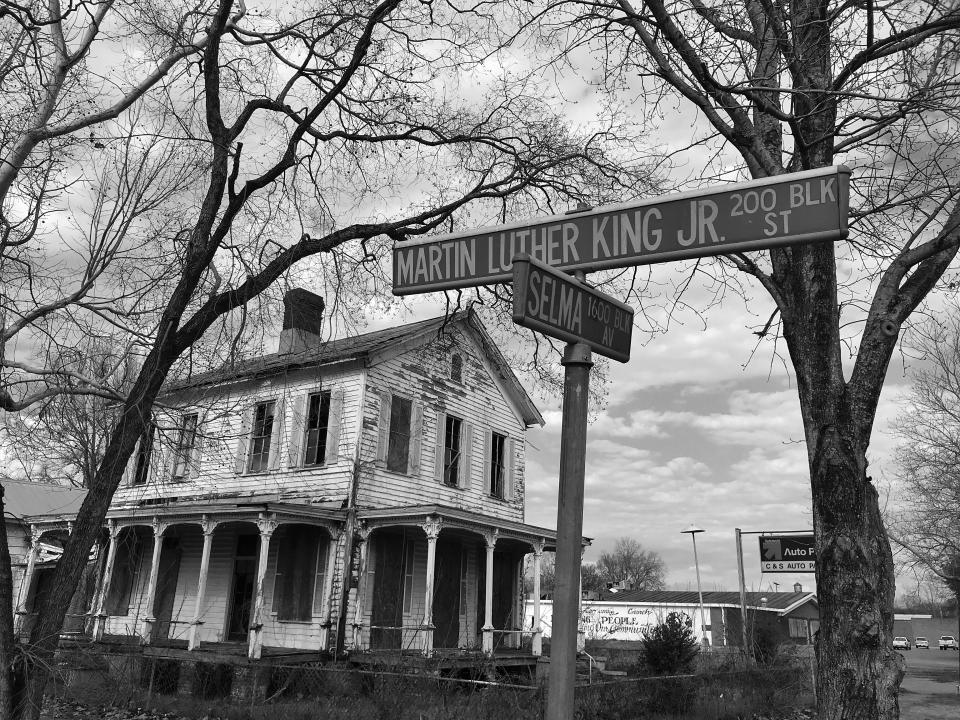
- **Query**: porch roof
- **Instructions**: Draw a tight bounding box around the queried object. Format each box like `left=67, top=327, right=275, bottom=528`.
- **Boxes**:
left=357, top=504, right=585, bottom=551
left=104, top=494, right=347, bottom=526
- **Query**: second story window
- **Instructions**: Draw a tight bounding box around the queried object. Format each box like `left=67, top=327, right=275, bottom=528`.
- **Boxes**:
left=442, top=415, right=463, bottom=487
left=387, top=396, right=412, bottom=473
left=132, top=419, right=155, bottom=486
left=489, top=431, right=507, bottom=499
left=248, top=400, right=276, bottom=473
left=171, top=413, right=198, bottom=479
left=303, top=391, right=331, bottom=466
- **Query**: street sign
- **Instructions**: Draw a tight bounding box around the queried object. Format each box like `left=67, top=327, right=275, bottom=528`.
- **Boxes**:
left=759, top=535, right=816, bottom=573
left=393, top=165, right=851, bottom=295
left=512, top=255, right=634, bottom=362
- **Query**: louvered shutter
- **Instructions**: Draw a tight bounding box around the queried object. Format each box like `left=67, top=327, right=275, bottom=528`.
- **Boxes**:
left=505, top=437, right=516, bottom=501
left=287, top=394, right=308, bottom=468
left=325, top=389, right=344, bottom=464
left=376, top=391, right=392, bottom=465
left=234, top=406, right=252, bottom=474
left=408, top=402, right=423, bottom=474
left=187, top=412, right=207, bottom=479
left=435, top=411, right=447, bottom=483
left=268, top=398, right=285, bottom=470
left=462, top=422, right=474, bottom=489
left=482, top=428, right=492, bottom=495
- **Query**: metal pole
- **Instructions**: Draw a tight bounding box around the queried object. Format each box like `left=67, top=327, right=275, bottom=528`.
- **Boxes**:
left=692, top=532, right=707, bottom=645
left=545, top=338, right=593, bottom=720
left=735, top=528, right=751, bottom=660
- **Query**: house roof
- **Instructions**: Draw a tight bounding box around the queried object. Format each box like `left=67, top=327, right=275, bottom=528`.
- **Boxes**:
left=166, top=308, right=543, bottom=426
left=1, top=478, right=87, bottom=524
left=598, top=589, right=817, bottom=614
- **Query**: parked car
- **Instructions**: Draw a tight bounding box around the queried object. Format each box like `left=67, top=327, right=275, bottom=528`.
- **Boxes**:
left=893, top=637, right=911, bottom=650
left=939, top=635, right=958, bottom=650
left=915, top=636, right=929, bottom=649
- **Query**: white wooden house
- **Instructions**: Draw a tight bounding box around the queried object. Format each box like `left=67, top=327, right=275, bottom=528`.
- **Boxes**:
left=26, top=292, right=557, bottom=663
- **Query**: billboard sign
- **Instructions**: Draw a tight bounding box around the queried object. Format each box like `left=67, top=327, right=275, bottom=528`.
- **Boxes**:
left=393, top=166, right=851, bottom=295
left=512, top=255, right=634, bottom=362
left=759, top=535, right=816, bottom=573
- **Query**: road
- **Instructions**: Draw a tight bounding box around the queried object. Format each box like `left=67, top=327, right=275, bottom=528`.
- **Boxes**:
left=899, top=648, right=960, bottom=720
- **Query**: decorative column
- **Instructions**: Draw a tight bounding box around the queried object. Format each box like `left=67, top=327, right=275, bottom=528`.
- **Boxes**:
left=14, top=526, right=41, bottom=636
left=93, top=521, right=121, bottom=641
left=532, top=540, right=544, bottom=656
left=248, top=514, right=277, bottom=659
left=319, top=527, right=340, bottom=651
left=420, top=516, right=442, bottom=657
left=188, top=516, right=217, bottom=650
left=351, top=524, right=371, bottom=649
left=140, top=518, right=168, bottom=644
left=481, top=529, right=498, bottom=656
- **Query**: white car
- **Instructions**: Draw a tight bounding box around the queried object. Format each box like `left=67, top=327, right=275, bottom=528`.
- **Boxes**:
left=893, top=636, right=911, bottom=650
left=915, top=636, right=929, bottom=649
left=939, top=635, right=958, bottom=650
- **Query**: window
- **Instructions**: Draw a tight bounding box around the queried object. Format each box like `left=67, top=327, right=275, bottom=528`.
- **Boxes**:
left=489, top=431, right=507, bottom=499
left=451, top=354, right=462, bottom=382
left=273, top=526, right=328, bottom=621
left=171, top=413, right=198, bottom=479
left=387, top=395, right=412, bottom=473
left=105, top=532, right=143, bottom=616
left=788, top=617, right=809, bottom=640
left=442, top=415, right=463, bottom=487
left=303, top=391, right=331, bottom=466
left=132, top=420, right=155, bottom=486
left=247, top=401, right=276, bottom=473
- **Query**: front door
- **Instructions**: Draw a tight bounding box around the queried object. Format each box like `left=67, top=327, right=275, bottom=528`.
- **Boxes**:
left=370, top=531, right=406, bottom=649
left=152, top=537, right=182, bottom=640
left=476, top=550, right=516, bottom=650
left=432, top=539, right=461, bottom=648
left=226, top=534, right=258, bottom=642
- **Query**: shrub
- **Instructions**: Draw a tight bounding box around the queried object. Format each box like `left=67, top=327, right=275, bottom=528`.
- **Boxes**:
left=638, top=612, right=700, bottom=675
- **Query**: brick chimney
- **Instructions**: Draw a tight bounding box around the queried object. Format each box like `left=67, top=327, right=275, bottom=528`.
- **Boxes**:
left=279, top=289, right=325, bottom=354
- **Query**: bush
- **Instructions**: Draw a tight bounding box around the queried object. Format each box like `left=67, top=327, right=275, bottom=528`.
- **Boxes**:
left=638, top=612, right=700, bottom=675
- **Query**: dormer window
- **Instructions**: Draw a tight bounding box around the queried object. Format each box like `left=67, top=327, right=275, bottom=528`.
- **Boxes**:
left=451, top=354, right=462, bottom=383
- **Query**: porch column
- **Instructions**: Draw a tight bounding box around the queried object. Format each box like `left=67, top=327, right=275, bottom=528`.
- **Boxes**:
left=532, top=540, right=544, bottom=656
left=93, top=521, right=120, bottom=641
left=140, top=518, right=167, bottom=644
left=351, top=526, right=371, bottom=649
left=188, top=516, right=217, bottom=650
left=319, top=527, right=340, bottom=651
left=14, top=526, right=40, bottom=635
left=421, top=517, right=442, bottom=657
left=248, top=513, right=277, bottom=659
left=482, top=529, right=498, bottom=656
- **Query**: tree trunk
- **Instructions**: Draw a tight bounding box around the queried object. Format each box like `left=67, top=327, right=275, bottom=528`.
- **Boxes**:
left=0, top=490, right=28, bottom=718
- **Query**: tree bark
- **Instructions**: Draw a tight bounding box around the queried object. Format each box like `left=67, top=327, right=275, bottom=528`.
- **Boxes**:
left=0, top=489, right=28, bottom=718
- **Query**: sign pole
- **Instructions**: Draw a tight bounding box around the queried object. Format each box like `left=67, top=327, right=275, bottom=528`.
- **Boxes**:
left=546, top=322, right=593, bottom=720
left=735, top=528, right=752, bottom=661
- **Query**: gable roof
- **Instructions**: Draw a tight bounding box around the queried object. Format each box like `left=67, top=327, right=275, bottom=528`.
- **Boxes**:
left=1, top=478, right=87, bottom=524
left=166, top=308, right=543, bottom=426
left=599, top=589, right=817, bottom=614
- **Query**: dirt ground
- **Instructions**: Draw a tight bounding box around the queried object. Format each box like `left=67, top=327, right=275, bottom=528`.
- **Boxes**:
left=898, top=648, right=960, bottom=720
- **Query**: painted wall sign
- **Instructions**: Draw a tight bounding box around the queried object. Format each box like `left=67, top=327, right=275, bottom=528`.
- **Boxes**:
left=524, top=600, right=704, bottom=642
left=760, top=534, right=816, bottom=573
left=393, top=166, right=851, bottom=294
left=511, top=255, right=634, bottom=362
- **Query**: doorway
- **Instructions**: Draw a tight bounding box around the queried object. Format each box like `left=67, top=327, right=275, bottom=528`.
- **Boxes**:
left=370, top=531, right=407, bottom=649
left=432, top=538, right=461, bottom=648
left=152, top=536, right=182, bottom=640
left=226, top=534, right=258, bottom=642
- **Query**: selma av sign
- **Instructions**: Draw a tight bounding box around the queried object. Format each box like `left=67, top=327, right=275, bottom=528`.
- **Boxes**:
left=394, top=166, right=851, bottom=295
left=512, top=255, right=633, bottom=362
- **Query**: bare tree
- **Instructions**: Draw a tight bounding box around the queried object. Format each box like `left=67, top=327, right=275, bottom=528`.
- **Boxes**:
left=507, top=1, right=960, bottom=716
left=0, top=1, right=657, bottom=717
left=597, top=537, right=665, bottom=591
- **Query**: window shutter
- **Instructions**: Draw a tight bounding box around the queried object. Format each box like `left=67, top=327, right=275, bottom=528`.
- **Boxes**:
left=325, top=389, right=344, bottom=464
left=268, top=398, right=285, bottom=470
left=234, top=407, right=252, bottom=474
left=376, top=391, right=392, bottom=465
left=482, top=428, right=492, bottom=495
left=188, top=412, right=207, bottom=479
left=408, top=402, right=423, bottom=475
left=435, top=411, right=447, bottom=483
left=462, top=422, right=474, bottom=489
left=287, top=394, right=308, bottom=468
left=505, top=437, right=516, bottom=501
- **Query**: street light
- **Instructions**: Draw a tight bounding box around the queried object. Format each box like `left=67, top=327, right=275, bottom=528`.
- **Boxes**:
left=682, top=523, right=708, bottom=646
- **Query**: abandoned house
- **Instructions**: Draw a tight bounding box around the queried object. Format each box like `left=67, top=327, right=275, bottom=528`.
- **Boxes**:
left=18, top=292, right=559, bottom=681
